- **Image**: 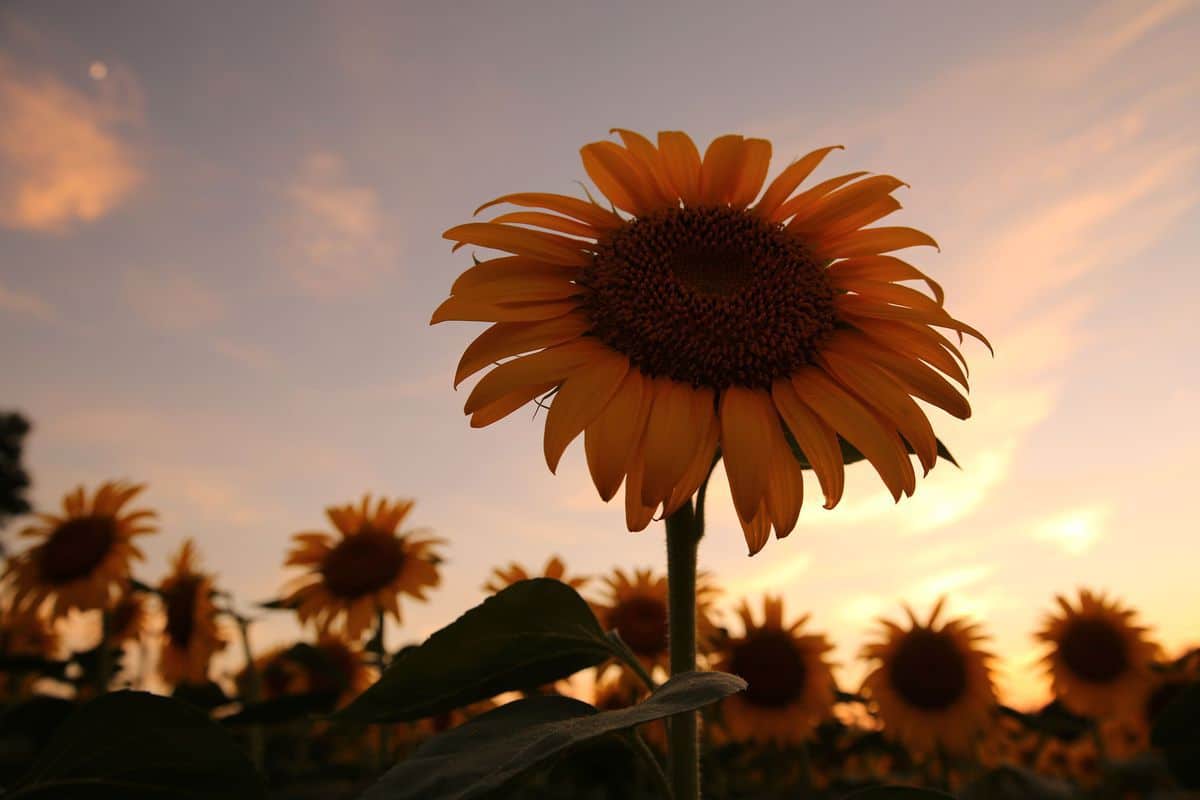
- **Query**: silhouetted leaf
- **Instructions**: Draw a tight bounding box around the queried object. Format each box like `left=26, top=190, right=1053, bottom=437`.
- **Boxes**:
left=171, top=680, right=231, bottom=711
left=334, top=579, right=614, bottom=723
left=0, top=412, right=32, bottom=525
left=845, top=788, right=955, bottom=799
left=360, top=670, right=745, bottom=800
left=8, top=690, right=264, bottom=799
left=221, top=692, right=339, bottom=726
left=1151, top=680, right=1200, bottom=788
left=958, top=765, right=1073, bottom=799
left=0, top=655, right=69, bottom=680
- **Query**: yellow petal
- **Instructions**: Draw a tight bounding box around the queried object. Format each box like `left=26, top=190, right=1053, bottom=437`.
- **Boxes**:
left=827, top=333, right=972, bottom=420
left=469, top=381, right=556, bottom=428
left=772, top=380, right=845, bottom=509
left=488, top=211, right=600, bottom=240
left=657, top=131, right=703, bottom=205
left=584, top=368, right=651, bottom=501
left=473, top=192, right=623, bottom=231
left=787, top=175, right=906, bottom=235
left=719, top=386, right=776, bottom=525
left=698, top=134, right=746, bottom=205
left=815, top=226, right=939, bottom=259
left=817, top=195, right=903, bottom=239
left=835, top=294, right=992, bottom=352
left=834, top=278, right=943, bottom=314
left=753, top=145, right=843, bottom=220
left=464, top=340, right=604, bottom=415
left=664, top=409, right=719, bottom=516
left=771, top=172, right=868, bottom=223
left=623, top=448, right=659, bottom=532
left=543, top=351, right=630, bottom=473
left=827, top=255, right=945, bottom=305
left=451, top=273, right=580, bottom=305
left=765, top=417, right=804, bottom=538
left=450, top=255, right=576, bottom=295
left=455, top=315, right=591, bottom=387
left=790, top=368, right=915, bottom=501
left=729, top=138, right=772, bottom=209
left=848, top=318, right=967, bottom=388
left=740, top=500, right=772, bottom=556
left=640, top=379, right=707, bottom=507
left=430, top=295, right=580, bottom=324
left=580, top=141, right=658, bottom=216
left=444, top=222, right=592, bottom=265
left=611, top=128, right=678, bottom=205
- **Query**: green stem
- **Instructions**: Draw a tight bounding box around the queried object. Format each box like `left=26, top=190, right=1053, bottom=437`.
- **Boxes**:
left=235, top=615, right=265, bottom=773
left=665, top=499, right=701, bottom=800
left=96, top=609, right=113, bottom=695
left=628, top=730, right=674, bottom=799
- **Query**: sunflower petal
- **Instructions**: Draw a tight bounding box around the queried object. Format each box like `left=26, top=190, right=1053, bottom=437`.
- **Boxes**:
left=657, top=131, right=703, bottom=205
left=719, top=386, right=776, bottom=525
left=827, top=255, right=945, bottom=305
left=815, top=226, right=939, bottom=259
left=641, top=379, right=707, bottom=507
left=544, top=351, right=630, bottom=472
left=444, top=222, right=592, bottom=265
left=465, top=341, right=604, bottom=415
left=585, top=368, right=651, bottom=501
left=450, top=256, right=576, bottom=295
left=753, top=145, right=843, bottom=220
left=488, top=211, right=600, bottom=240
left=664, top=409, right=719, bottom=515
left=580, top=141, right=659, bottom=216
left=740, top=501, right=772, bottom=556
left=455, top=315, right=591, bottom=387
left=698, top=134, right=746, bottom=205
left=431, top=295, right=581, bottom=324
left=611, top=128, right=678, bottom=205
left=623, top=448, right=659, bottom=532
left=729, top=138, right=772, bottom=209
left=771, top=380, right=845, bottom=509
left=771, top=172, right=869, bottom=223
left=765, top=418, right=804, bottom=538
left=473, top=192, right=623, bottom=231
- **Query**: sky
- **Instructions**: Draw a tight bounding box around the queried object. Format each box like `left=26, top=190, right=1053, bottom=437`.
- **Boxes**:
left=1, top=0, right=1198, bottom=708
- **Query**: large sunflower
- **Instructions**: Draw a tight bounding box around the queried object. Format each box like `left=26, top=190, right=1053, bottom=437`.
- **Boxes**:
left=4, top=481, right=156, bottom=618
left=861, top=599, right=996, bottom=755
left=241, top=635, right=374, bottom=709
left=482, top=554, right=589, bottom=593
left=281, top=495, right=444, bottom=641
left=433, top=129, right=987, bottom=554
left=714, top=595, right=835, bottom=746
left=591, top=566, right=718, bottom=670
left=158, top=539, right=227, bottom=686
left=1038, top=588, right=1159, bottom=719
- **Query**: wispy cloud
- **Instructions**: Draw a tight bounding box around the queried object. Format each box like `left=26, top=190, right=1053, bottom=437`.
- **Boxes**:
left=122, top=265, right=225, bottom=331
left=0, top=54, right=142, bottom=233
left=0, top=278, right=55, bottom=319
left=280, top=152, right=398, bottom=296
left=1030, top=504, right=1112, bottom=555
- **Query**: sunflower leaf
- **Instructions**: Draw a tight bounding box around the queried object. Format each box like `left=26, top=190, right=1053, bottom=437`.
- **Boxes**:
left=359, top=670, right=745, bottom=800
left=8, top=690, right=265, bottom=799
left=333, top=578, right=614, bottom=723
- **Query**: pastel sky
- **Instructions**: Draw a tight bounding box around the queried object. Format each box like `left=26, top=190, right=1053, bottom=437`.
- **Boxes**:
left=2, top=1, right=1198, bottom=708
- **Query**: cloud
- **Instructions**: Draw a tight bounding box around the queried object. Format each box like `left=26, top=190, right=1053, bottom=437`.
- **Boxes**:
left=122, top=265, right=225, bottom=331
left=0, top=54, right=142, bottom=233
left=210, top=337, right=278, bottom=371
left=281, top=152, right=398, bottom=296
left=0, top=278, right=55, bottom=319
left=1030, top=504, right=1112, bottom=555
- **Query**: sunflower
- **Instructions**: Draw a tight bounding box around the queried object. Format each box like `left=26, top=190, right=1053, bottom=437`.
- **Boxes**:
left=108, top=589, right=150, bottom=645
left=242, top=635, right=374, bottom=709
left=1038, top=589, right=1159, bottom=720
left=0, top=606, right=59, bottom=699
left=593, top=670, right=668, bottom=751
left=158, top=539, right=227, bottom=685
left=4, top=481, right=156, bottom=619
left=482, top=554, right=589, bottom=593
left=591, top=567, right=718, bottom=670
left=861, top=599, right=996, bottom=755
left=281, top=494, right=444, bottom=641
left=713, top=595, right=835, bottom=746
left=432, top=129, right=987, bottom=554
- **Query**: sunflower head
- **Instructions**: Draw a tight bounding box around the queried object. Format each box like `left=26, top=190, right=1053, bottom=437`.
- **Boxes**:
left=158, top=538, right=227, bottom=686
left=108, top=589, right=150, bottom=645
left=245, top=635, right=374, bottom=708
left=434, top=129, right=988, bottom=554
left=1038, top=589, right=1159, bottom=719
left=281, top=494, right=444, bottom=641
left=482, top=554, right=589, bottom=594
left=714, top=595, right=835, bottom=746
left=591, top=566, right=718, bottom=671
left=3, top=481, right=156, bottom=619
left=861, top=599, right=996, bottom=755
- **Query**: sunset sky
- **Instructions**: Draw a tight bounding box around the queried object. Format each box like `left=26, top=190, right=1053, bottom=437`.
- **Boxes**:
left=2, top=1, right=1197, bottom=708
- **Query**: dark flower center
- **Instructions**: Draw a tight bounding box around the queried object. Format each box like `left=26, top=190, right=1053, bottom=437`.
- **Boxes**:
left=320, top=529, right=407, bottom=599
left=38, top=516, right=118, bottom=584
left=164, top=575, right=203, bottom=648
left=609, top=595, right=668, bottom=658
left=888, top=629, right=969, bottom=711
left=580, top=206, right=837, bottom=389
left=729, top=630, right=809, bottom=708
left=1059, top=618, right=1129, bottom=683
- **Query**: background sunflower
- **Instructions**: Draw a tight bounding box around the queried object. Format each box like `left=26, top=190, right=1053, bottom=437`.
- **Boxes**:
left=158, top=539, right=227, bottom=686
left=482, top=554, right=588, bottom=594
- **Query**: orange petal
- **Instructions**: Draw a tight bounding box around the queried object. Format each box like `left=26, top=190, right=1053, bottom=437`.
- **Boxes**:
left=580, top=141, right=658, bottom=216
left=444, top=222, right=592, bottom=265
left=765, top=417, right=804, bottom=538
left=664, top=409, right=719, bottom=516
left=464, top=340, right=605, bottom=415
left=821, top=348, right=938, bottom=473
left=640, top=379, right=708, bottom=507
left=740, top=500, right=772, bottom=556
left=772, top=380, right=845, bottom=509
left=787, top=175, right=906, bottom=235
left=818, top=196, right=903, bottom=239
left=611, top=128, right=678, bottom=205
left=790, top=368, right=915, bottom=501
left=430, top=295, right=580, bottom=323
left=827, top=333, right=972, bottom=420
left=451, top=273, right=580, bottom=304
left=623, top=447, right=659, bottom=532
left=814, top=226, right=939, bottom=259
left=450, top=255, right=576, bottom=295
left=834, top=279, right=943, bottom=314
left=753, top=146, right=843, bottom=220
left=835, top=294, right=991, bottom=352
left=544, top=351, right=630, bottom=472
left=473, top=192, right=623, bottom=231
left=729, top=138, right=773, bottom=209
left=771, top=172, right=868, bottom=223
left=657, top=131, right=703, bottom=205
left=719, top=386, right=776, bottom=525
left=488, top=211, right=601, bottom=240
left=827, top=255, right=945, bottom=305
left=698, top=134, right=746, bottom=205
left=848, top=318, right=967, bottom=388
left=470, top=381, right=557, bottom=428
left=584, top=368, right=651, bottom=501
left=455, top=315, right=591, bottom=387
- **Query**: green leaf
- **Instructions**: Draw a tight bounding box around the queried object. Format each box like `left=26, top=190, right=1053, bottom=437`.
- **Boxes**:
left=1151, top=680, right=1200, bottom=788
left=360, top=670, right=745, bottom=800
left=8, top=690, right=264, bottom=799
left=844, top=788, right=955, bottom=799
left=334, top=578, right=614, bottom=723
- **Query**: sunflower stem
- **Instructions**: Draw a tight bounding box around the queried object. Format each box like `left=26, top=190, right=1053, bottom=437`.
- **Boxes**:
left=234, top=614, right=265, bottom=773
left=371, top=607, right=392, bottom=771
left=628, top=729, right=674, bottom=799
left=96, top=609, right=113, bottom=695
left=665, top=499, right=701, bottom=800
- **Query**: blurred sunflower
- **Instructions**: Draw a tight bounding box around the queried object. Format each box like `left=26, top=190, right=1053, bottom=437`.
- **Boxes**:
left=433, top=129, right=988, bottom=554
left=108, top=589, right=150, bottom=645
left=281, top=495, right=443, bottom=641
left=158, top=539, right=227, bottom=685
left=714, top=595, right=835, bottom=746
left=4, top=481, right=156, bottom=619
left=242, top=635, right=374, bottom=709
left=0, top=608, right=59, bottom=699
left=861, top=599, right=996, bottom=755
left=593, top=670, right=667, bottom=750
left=1038, top=589, right=1159, bottom=719
left=482, top=554, right=589, bottom=593
left=591, top=567, right=717, bottom=669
